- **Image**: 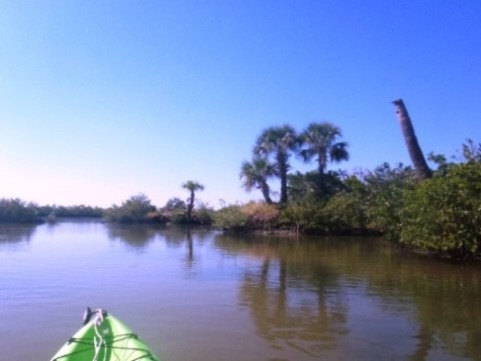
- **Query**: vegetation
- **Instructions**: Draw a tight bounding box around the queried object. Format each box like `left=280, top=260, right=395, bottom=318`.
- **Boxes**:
left=254, top=125, right=300, bottom=204
left=104, top=186, right=214, bottom=225
left=299, top=122, right=349, bottom=176
left=1, top=110, right=480, bottom=261
left=235, top=120, right=481, bottom=260
left=181, top=180, right=205, bottom=220
left=38, top=204, right=103, bottom=219
left=0, top=198, right=41, bottom=223
left=104, top=194, right=159, bottom=224
left=213, top=202, right=279, bottom=232
left=401, top=162, right=481, bottom=259
left=160, top=197, right=188, bottom=223
left=240, top=156, right=276, bottom=204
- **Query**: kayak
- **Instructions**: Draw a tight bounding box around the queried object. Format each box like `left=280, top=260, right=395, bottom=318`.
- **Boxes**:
left=50, top=308, right=160, bottom=361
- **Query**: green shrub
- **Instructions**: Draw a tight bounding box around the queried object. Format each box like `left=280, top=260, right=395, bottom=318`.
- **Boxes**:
left=280, top=200, right=325, bottom=233
left=214, top=202, right=279, bottom=232
left=104, top=194, right=157, bottom=223
left=321, top=190, right=368, bottom=234
left=401, top=162, right=481, bottom=259
left=213, top=204, right=250, bottom=232
left=241, top=202, right=279, bottom=230
left=359, top=163, right=416, bottom=239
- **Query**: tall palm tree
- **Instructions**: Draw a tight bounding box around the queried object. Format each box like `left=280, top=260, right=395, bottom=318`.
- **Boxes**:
left=254, top=125, right=299, bottom=204
left=240, top=157, right=276, bottom=204
left=299, top=122, right=349, bottom=175
left=392, top=99, right=432, bottom=179
left=181, top=180, right=205, bottom=219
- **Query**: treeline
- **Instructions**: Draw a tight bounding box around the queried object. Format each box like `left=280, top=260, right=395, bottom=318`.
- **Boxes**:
left=2, top=153, right=481, bottom=260
left=0, top=199, right=103, bottom=223
left=2, top=120, right=480, bottom=260
left=103, top=193, right=212, bottom=225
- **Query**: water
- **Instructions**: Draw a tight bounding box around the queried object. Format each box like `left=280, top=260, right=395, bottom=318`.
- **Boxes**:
left=1, top=221, right=481, bottom=361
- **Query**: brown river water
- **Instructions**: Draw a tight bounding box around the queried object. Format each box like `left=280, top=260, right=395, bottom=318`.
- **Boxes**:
left=1, top=220, right=481, bottom=361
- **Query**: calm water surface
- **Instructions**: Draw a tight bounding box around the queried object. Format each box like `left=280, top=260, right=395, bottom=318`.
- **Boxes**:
left=1, top=221, right=481, bottom=361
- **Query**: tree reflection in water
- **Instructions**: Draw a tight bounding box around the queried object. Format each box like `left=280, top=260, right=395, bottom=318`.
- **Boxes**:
left=217, top=235, right=348, bottom=358
left=106, top=224, right=163, bottom=248
left=216, top=234, right=481, bottom=361
left=0, top=223, right=37, bottom=245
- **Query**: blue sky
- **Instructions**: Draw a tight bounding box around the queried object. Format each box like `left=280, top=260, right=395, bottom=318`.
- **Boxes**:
left=1, top=1, right=480, bottom=208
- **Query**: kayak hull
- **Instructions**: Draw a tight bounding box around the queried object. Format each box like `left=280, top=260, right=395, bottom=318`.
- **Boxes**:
left=50, top=309, right=159, bottom=361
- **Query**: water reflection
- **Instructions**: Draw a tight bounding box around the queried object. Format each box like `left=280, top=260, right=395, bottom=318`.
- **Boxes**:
left=216, top=235, right=347, bottom=357
left=215, top=234, right=481, bottom=360
left=365, top=259, right=481, bottom=361
left=162, top=227, right=212, bottom=274
left=162, top=227, right=197, bottom=271
left=106, top=224, right=164, bottom=248
left=241, top=257, right=347, bottom=357
left=106, top=224, right=212, bottom=274
left=0, top=223, right=37, bottom=244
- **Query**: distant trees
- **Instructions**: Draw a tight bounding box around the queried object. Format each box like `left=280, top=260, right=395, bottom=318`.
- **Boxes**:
left=0, top=198, right=40, bottom=223
left=0, top=199, right=103, bottom=223
left=38, top=204, right=103, bottom=219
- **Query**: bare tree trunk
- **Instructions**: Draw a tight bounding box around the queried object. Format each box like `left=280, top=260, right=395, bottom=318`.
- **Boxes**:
left=392, top=99, right=432, bottom=179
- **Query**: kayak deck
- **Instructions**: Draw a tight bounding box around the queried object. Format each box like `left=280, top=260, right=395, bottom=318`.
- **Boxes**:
left=50, top=309, right=160, bottom=361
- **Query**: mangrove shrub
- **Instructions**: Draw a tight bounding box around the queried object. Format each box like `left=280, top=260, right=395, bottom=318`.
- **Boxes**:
left=104, top=194, right=158, bottom=223
left=401, top=162, right=481, bottom=259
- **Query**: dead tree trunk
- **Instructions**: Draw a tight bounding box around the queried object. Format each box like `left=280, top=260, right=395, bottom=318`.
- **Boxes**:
left=392, top=99, right=432, bottom=179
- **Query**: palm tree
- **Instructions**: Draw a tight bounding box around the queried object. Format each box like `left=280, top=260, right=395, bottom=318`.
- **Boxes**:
left=392, top=99, right=432, bottom=179
left=240, top=157, right=277, bottom=204
left=299, top=122, right=349, bottom=175
left=254, top=125, right=299, bottom=204
left=181, top=180, right=205, bottom=220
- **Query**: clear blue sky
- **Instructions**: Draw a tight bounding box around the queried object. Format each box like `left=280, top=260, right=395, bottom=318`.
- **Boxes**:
left=1, top=1, right=480, bottom=208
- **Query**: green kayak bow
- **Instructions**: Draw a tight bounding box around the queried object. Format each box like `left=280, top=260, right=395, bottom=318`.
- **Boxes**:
left=50, top=308, right=160, bottom=361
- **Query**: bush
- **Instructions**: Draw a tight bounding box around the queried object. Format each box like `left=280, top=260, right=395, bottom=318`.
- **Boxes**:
left=213, top=204, right=250, bottom=232
left=191, top=203, right=214, bottom=225
left=241, top=202, right=279, bottom=230
left=214, top=202, right=280, bottom=232
left=280, top=200, right=325, bottom=233
left=359, top=163, right=416, bottom=239
left=321, top=190, right=369, bottom=234
left=104, top=194, right=158, bottom=223
left=401, top=162, right=481, bottom=259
